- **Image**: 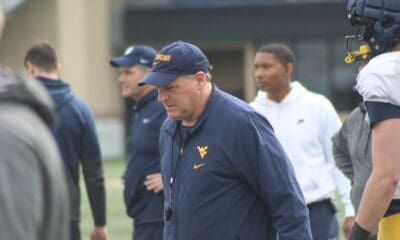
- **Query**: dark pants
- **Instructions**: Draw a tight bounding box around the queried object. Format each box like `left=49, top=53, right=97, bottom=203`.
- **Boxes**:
left=133, top=222, right=164, bottom=240
left=70, top=221, right=81, bottom=240
left=307, top=199, right=339, bottom=240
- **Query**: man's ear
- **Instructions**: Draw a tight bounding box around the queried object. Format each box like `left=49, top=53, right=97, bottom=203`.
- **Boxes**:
left=194, top=71, right=207, bottom=90
left=285, top=63, right=294, bottom=76
left=56, top=63, right=62, bottom=75
left=26, top=61, right=36, bottom=76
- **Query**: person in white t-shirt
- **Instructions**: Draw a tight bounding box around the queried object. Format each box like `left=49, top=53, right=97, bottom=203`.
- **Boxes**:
left=250, top=43, right=355, bottom=240
left=344, top=1, right=400, bottom=239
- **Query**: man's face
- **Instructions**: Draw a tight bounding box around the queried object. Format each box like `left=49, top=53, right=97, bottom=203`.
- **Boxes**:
left=254, top=52, right=291, bottom=94
left=157, top=75, right=200, bottom=123
left=118, top=65, right=148, bottom=99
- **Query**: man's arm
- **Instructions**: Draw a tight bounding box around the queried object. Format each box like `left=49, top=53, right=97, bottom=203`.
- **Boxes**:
left=318, top=99, right=354, bottom=216
left=319, top=99, right=355, bottom=237
left=332, top=113, right=355, bottom=182
left=332, top=165, right=356, bottom=237
left=237, top=115, right=312, bottom=239
left=355, top=118, right=400, bottom=231
left=80, top=104, right=108, bottom=240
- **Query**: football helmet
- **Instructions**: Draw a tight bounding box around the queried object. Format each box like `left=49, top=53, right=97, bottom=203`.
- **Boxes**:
left=345, top=0, right=400, bottom=63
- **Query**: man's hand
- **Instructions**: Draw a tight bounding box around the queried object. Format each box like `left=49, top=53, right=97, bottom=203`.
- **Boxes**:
left=90, top=226, right=109, bottom=240
left=343, top=216, right=356, bottom=238
left=144, top=173, right=163, bottom=193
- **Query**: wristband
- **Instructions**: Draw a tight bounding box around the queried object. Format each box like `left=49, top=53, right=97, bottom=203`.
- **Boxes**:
left=347, top=222, right=371, bottom=240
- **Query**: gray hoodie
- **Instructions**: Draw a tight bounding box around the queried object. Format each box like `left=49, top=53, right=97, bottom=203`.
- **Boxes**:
left=0, top=66, right=69, bottom=240
left=332, top=104, right=372, bottom=212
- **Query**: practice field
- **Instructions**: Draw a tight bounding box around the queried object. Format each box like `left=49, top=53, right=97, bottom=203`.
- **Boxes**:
left=80, top=158, right=346, bottom=240
left=80, top=157, right=131, bottom=240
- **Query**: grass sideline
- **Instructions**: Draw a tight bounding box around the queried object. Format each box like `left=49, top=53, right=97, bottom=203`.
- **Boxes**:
left=80, top=157, right=131, bottom=240
left=80, top=157, right=346, bottom=240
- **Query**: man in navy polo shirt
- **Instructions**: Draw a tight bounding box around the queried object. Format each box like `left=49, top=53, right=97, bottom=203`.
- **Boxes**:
left=139, top=41, right=312, bottom=240
left=110, top=45, right=166, bottom=240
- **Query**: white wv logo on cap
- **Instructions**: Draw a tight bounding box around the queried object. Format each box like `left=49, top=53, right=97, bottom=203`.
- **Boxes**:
left=124, top=46, right=134, bottom=54
left=140, top=58, right=149, bottom=64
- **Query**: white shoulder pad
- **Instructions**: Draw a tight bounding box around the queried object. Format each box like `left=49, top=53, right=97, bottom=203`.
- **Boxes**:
left=355, top=52, right=400, bottom=106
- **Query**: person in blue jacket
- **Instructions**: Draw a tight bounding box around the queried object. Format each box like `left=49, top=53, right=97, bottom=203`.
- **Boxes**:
left=24, top=42, right=109, bottom=240
left=110, top=45, right=166, bottom=240
left=138, top=41, right=313, bottom=240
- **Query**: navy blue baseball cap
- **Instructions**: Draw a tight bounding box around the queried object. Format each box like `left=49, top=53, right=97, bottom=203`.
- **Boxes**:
left=138, top=41, right=209, bottom=87
left=110, top=45, right=157, bottom=68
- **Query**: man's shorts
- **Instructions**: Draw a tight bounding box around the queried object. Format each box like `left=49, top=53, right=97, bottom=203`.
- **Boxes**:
left=378, top=213, right=400, bottom=240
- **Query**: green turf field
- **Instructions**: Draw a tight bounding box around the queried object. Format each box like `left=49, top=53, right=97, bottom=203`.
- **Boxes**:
left=80, top=157, right=131, bottom=240
left=80, top=157, right=347, bottom=240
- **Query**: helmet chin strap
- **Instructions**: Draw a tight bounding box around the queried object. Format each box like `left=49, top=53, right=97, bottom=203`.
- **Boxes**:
left=345, top=43, right=371, bottom=64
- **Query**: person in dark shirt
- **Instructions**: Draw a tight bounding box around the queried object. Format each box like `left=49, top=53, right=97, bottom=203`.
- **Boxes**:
left=110, top=45, right=166, bottom=240
left=24, top=41, right=108, bottom=240
left=139, top=41, right=312, bottom=240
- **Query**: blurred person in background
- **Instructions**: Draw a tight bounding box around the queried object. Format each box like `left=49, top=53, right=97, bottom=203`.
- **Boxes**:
left=250, top=43, right=355, bottom=240
left=0, top=5, right=69, bottom=239
left=24, top=42, right=109, bottom=240
left=110, top=45, right=166, bottom=240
